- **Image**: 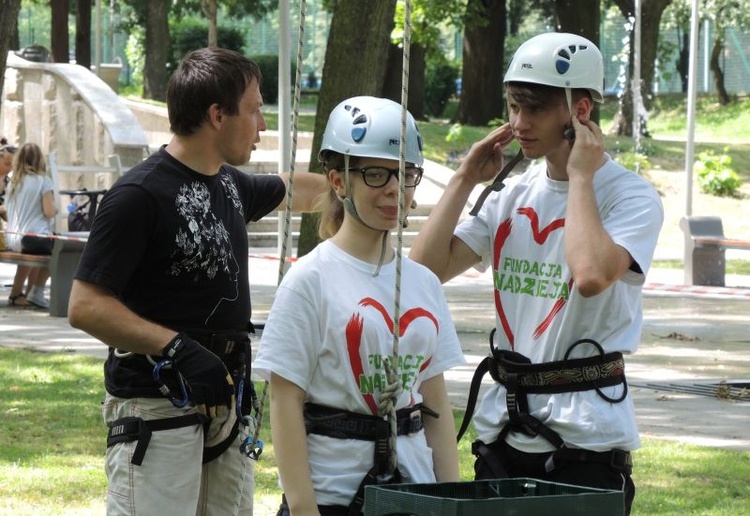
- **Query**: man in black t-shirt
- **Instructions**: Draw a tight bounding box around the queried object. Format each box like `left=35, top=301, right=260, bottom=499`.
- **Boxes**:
left=69, top=48, right=327, bottom=515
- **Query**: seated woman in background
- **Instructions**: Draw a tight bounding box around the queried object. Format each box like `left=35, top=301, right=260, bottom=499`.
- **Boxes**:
left=5, top=143, right=57, bottom=308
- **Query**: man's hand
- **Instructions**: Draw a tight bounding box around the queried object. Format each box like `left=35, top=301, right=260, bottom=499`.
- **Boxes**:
left=567, top=117, right=605, bottom=183
left=162, top=333, right=234, bottom=419
left=456, top=123, right=515, bottom=185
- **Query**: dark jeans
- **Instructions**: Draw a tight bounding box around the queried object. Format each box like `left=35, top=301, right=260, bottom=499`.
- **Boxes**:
left=474, top=438, right=635, bottom=515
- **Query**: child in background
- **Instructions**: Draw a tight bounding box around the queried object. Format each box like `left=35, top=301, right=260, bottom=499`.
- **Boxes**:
left=5, top=143, right=57, bottom=308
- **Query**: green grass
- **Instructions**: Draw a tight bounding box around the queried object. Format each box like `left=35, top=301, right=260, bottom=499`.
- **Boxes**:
left=2, top=347, right=749, bottom=515
left=0, top=348, right=107, bottom=515
left=654, top=259, right=750, bottom=275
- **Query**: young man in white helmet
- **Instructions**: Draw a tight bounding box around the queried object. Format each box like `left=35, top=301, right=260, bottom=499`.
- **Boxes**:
left=411, top=33, right=663, bottom=513
left=254, top=96, right=465, bottom=515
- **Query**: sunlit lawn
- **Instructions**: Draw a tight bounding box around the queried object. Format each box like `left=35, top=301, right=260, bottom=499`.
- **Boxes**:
left=2, top=347, right=749, bottom=515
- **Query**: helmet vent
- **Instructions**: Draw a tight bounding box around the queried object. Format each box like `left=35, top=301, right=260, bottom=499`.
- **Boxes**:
left=343, top=104, right=369, bottom=142
left=352, top=127, right=366, bottom=142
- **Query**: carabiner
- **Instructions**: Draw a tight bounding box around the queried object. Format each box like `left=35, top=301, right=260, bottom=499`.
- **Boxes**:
left=240, top=435, right=264, bottom=460
left=152, top=359, right=190, bottom=408
left=236, top=378, right=248, bottom=425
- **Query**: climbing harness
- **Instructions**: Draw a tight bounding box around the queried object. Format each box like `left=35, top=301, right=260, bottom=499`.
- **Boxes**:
left=109, top=328, right=256, bottom=465
left=457, top=330, right=629, bottom=472
left=303, top=401, right=436, bottom=516
left=107, top=413, right=207, bottom=466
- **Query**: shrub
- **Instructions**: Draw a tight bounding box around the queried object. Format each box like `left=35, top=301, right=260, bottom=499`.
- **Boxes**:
left=251, top=55, right=297, bottom=105
left=169, top=19, right=246, bottom=75
left=424, top=59, right=458, bottom=118
left=613, top=151, right=652, bottom=173
left=695, top=147, right=741, bottom=197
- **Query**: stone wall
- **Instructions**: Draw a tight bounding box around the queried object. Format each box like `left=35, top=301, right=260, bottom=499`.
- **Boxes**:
left=1, top=52, right=149, bottom=191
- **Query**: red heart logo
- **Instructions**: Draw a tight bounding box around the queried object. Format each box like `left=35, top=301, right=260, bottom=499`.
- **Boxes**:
left=346, top=297, right=437, bottom=414
left=493, top=207, right=572, bottom=351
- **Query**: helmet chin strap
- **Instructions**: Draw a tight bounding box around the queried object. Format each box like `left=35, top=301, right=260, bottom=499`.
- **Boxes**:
left=338, top=154, right=390, bottom=277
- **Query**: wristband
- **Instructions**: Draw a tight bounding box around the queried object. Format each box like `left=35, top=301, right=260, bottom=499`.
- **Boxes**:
left=162, top=333, right=188, bottom=360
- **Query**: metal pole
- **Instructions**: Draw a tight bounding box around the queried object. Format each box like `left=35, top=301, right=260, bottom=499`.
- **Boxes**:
left=683, top=0, right=701, bottom=284
left=95, top=0, right=102, bottom=76
left=278, top=0, right=293, bottom=260
left=632, top=0, right=642, bottom=154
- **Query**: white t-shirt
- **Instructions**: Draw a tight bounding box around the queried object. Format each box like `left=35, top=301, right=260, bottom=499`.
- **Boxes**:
left=253, top=240, right=465, bottom=506
left=5, top=174, right=55, bottom=252
left=455, top=155, right=663, bottom=453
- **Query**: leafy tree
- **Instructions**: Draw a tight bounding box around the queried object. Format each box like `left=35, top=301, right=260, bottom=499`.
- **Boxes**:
left=75, top=0, right=92, bottom=69
left=384, top=0, right=464, bottom=120
left=175, top=0, right=277, bottom=48
left=609, top=0, right=672, bottom=137
left=661, top=0, right=692, bottom=93
left=50, top=0, right=69, bottom=62
left=456, top=0, right=507, bottom=126
left=0, top=0, right=23, bottom=117
left=703, top=0, right=750, bottom=105
left=554, top=0, right=601, bottom=124
left=297, top=0, right=398, bottom=257
left=119, top=0, right=276, bottom=100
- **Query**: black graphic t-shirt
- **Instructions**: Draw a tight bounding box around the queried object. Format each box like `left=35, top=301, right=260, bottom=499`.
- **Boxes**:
left=75, top=147, right=285, bottom=396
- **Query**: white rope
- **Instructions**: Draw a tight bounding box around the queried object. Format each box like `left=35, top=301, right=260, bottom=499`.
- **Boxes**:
left=249, top=0, right=307, bottom=461
left=378, top=0, right=412, bottom=478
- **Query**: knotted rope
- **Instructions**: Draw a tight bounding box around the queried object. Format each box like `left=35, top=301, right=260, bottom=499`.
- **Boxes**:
left=377, top=0, right=413, bottom=478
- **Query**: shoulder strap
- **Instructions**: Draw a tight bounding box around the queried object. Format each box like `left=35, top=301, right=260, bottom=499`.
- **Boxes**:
left=469, top=149, right=525, bottom=216
left=456, top=356, right=491, bottom=442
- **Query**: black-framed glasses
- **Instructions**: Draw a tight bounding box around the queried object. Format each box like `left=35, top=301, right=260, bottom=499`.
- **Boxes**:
left=353, top=166, right=423, bottom=188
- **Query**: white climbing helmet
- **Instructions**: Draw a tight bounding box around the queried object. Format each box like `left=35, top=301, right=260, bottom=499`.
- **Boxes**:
left=504, top=32, right=604, bottom=103
left=318, top=96, right=424, bottom=165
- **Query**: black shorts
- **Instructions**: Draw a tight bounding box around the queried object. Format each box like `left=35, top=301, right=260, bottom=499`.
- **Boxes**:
left=21, top=235, right=54, bottom=255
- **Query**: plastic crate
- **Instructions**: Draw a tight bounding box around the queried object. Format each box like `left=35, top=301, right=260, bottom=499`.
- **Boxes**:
left=364, top=478, right=624, bottom=515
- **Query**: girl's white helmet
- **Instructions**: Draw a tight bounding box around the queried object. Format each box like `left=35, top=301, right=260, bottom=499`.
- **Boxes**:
left=504, top=32, right=604, bottom=103
left=319, top=96, right=424, bottom=165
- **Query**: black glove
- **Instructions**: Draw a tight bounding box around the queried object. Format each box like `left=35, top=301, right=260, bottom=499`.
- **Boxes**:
left=162, top=333, right=234, bottom=419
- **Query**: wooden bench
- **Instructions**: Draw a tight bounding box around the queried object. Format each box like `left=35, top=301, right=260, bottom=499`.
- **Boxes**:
left=0, top=251, right=51, bottom=268
left=680, top=216, right=750, bottom=286
left=0, top=234, right=87, bottom=317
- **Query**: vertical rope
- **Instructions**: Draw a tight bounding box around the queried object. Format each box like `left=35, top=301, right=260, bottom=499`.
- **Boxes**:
left=248, top=0, right=307, bottom=461
left=379, top=0, right=412, bottom=478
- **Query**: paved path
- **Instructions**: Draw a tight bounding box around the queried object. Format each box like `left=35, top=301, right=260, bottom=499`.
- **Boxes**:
left=1, top=256, right=748, bottom=452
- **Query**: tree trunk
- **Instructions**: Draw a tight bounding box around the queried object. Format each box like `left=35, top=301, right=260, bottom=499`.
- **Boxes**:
left=382, top=42, right=426, bottom=121
left=0, top=0, right=22, bottom=118
left=51, top=0, right=70, bottom=63
left=75, top=0, right=92, bottom=69
left=676, top=28, right=689, bottom=93
left=202, top=0, right=218, bottom=48
left=610, top=0, right=671, bottom=136
left=456, top=0, right=506, bottom=126
left=297, top=0, right=398, bottom=257
left=143, top=0, right=170, bottom=101
left=554, top=0, right=601, bottom=124
left=710, top=38, right=731, bottom=106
